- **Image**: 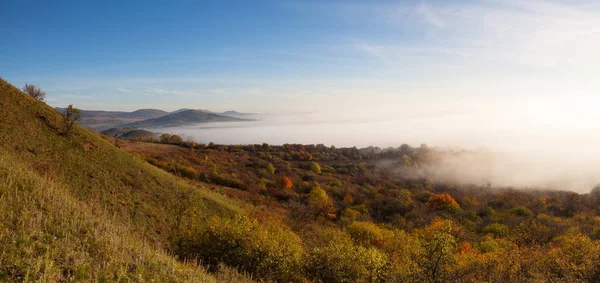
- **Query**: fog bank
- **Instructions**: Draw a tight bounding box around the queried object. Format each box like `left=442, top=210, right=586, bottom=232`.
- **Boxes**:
left=154, top=109, right=600, bottom=193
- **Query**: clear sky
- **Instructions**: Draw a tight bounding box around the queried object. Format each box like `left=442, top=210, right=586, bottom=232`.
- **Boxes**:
left=2, top=0, right=600, bottom=120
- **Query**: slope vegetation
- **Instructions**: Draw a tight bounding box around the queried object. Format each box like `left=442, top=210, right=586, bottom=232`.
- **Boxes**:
left=0, top=78, right=243, bottom=281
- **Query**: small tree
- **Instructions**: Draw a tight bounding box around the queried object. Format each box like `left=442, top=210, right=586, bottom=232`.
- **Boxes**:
left=160, top=133, right=171, bottom=143
left=62, top=104, right=81, bottom=135
left=169, top=134, right=183, bottom=144
left=308, top=183, right=336, bottom=220
left=311, top=161, right=322, bottom=174
left=22, top=83, right=46, bottom=102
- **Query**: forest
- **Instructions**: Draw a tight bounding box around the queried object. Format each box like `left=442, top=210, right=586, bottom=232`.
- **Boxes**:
left=113, top=134, right=600, bottom=282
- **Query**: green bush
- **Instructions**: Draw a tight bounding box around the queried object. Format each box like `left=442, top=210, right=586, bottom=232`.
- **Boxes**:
left=482, top=223, right=509, bottom=237
left=306, top=231, right=389, bottom=282
left=511, top=206, right=533, bottom=217
left=477, top=239, right=501, bottom=253
left=347, top=221, right=394, bottom=248
left=178, top=215, right=303, bottom=281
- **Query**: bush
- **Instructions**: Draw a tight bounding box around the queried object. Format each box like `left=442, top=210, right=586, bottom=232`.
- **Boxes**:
left=511, top=206, right=533, bottom=217
left=543, top=230, right=600, bottom=282
left=427, top=193, right=461, bottom=212
left=306, top=231, right=389, bottom=282
left=22, top=83, right=46, bottom=101
left=347, top=221, right=394, bottom=248
left=178, top=215, right=303, bottom=281
left=482, top=223, right=509, bottom=237
left=61, top=104, right=81, bottom=135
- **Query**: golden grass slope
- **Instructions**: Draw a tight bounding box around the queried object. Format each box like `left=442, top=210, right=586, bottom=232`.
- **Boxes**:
left=0, top=148, right=213, bottom=281
left=0, top=78, right=246, bottom=281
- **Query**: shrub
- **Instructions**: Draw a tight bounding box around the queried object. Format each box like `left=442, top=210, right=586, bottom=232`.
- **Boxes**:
left=482, top=223, right=509, bottom=237
left=169, top=134, right=183, bottom=144
left=477, top=239, right=501, bottom=253
left=347, top=221, right=394, bottom=248
left=311, top=162, right=322, bottom=174
left=22, top=83, right=46, bottom=101
left=511, top=206, right=533, bottom=217
left=543, top=230, right=600, bottom=282
left=160, top=133, right=171, bottom=143
left=427, top=193, right=461, bottom=212
left=178, top=215, right=303, bottom=281
left=61, top=104, right=81, bottom=135
left=278, top=176, right=293, bottom=190
left=306, top=231, right=389, bottom=282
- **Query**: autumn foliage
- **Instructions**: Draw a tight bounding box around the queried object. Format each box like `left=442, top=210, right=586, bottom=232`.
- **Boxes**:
left=109, top=137, right=600, bottom=282
left=426, top=193, right=460, bottom=210
left=279, top=176, right=293, bottom=189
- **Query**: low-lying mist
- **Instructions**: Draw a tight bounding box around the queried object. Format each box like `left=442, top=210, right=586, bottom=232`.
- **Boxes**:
left=408, top=151, right=600, bottom=193
left=152, top=110, right=600, bottom=193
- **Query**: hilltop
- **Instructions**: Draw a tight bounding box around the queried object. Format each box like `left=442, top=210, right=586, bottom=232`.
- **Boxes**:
left=123, top=109, right=252, bottom=128
left=220, top=110, right=262, bottom=119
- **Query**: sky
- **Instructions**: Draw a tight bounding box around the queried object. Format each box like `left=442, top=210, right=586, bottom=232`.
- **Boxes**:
left=2, top=0, right=600, bottom=121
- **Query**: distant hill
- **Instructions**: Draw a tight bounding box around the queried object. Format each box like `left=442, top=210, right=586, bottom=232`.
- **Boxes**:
left=120, top=129, right=157, bottom=139
left=124, top=109, right=252, bottom=128
left=220, top=110, right=261, bottom=119
left=101, top=128, right=158, bottom=139
left=170, top=108, right=193, bottom=114
left=54, top=107, right=167, bottom=119
left=54, top=107, right=168, bottom=131
left=125, top=108, right=169, bottom=119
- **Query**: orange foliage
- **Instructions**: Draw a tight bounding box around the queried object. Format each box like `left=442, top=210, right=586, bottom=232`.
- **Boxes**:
left=343, top=193, right=354, bottom=205
left=279, top=176, right=293, bottom=190
left=460, top=241, right=477, bottom=255
left=427, top=193, right=460, bottom=210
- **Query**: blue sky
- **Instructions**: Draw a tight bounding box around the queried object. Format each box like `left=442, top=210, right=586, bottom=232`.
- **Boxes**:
left=2, top=0, right=600, bottom=120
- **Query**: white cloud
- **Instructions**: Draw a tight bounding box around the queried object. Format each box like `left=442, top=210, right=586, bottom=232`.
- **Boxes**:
left=354, top=0, right=600, bottom=74
left=416, top=1, right=445, bottom=28
left=116, top=88, right=133, bottom=92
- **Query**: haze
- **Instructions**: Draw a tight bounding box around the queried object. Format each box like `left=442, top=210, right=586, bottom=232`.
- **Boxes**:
left=2, top=0, right=600, bottom=192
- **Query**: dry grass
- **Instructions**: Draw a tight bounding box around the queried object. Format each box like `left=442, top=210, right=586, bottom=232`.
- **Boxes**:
left=0, top=78, right=254, bottom=281
left=0, top=148, right=215, bottom=282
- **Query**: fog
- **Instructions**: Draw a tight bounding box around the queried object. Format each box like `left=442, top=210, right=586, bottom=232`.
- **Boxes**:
left=415, top=152, right=600, bottom=194
left=151, top=107, right=600, bottom=193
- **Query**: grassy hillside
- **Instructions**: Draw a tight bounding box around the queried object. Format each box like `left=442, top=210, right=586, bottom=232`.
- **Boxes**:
left=0, top=78, right=245, bottom=281
left=0, top=148, right=214, bottom=281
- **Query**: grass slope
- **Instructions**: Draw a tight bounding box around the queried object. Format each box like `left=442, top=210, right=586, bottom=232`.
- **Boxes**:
left=0, top=78, right=243, bottom=281
left=0, top=148, right=213, bottom=281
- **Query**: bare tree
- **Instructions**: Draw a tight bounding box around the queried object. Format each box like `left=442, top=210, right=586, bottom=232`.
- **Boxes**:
left=62, top=104, right=81, bottom=135
left=22, top=83, right=46, bottom=102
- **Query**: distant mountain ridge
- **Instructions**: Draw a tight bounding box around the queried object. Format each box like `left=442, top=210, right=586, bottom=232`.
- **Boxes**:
left=55, top=107, right=168, bottom=119
left=53, top=107, right=259, bottom=131
left=123, top=109, right=253, bottom=128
